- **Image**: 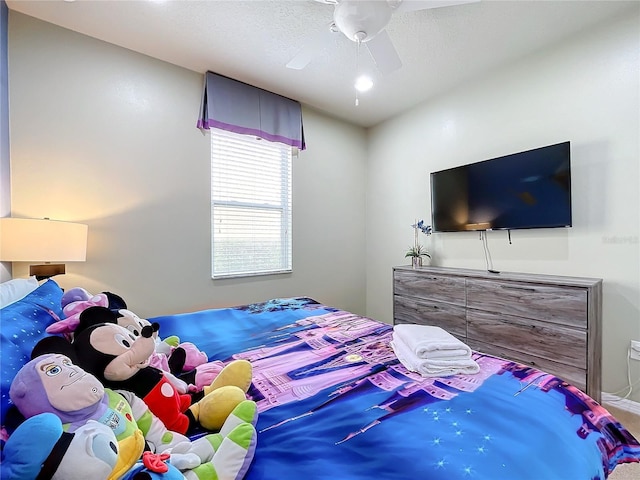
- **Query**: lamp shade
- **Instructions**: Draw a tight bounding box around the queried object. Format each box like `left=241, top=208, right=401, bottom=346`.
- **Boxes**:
left=0, top=218, right=88, bottom=262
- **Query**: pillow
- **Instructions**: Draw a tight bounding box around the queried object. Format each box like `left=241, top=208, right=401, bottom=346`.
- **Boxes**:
left=0, top=277, right=40, bottom=308
left=0, top=279, right=65, bottom=429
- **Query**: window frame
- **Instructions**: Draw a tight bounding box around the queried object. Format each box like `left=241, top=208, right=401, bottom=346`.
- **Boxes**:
left=210, top=129, right=293, bottom=279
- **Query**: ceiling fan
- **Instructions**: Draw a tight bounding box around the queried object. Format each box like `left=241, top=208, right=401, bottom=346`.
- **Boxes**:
left=287, top=0, right=480, bottom=75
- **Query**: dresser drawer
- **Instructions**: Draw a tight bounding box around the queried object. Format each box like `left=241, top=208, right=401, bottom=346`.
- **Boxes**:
left=394, top=270, right=466, bottom=306
left=467, top=310, right=587, bottom=369
left=466, top=279, right=587, bottom=328
left=394, top=295, right=466, bottom=337
left=466, top=339, right=586, bottom=392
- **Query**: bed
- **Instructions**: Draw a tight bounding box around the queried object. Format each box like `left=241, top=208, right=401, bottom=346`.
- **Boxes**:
left=1, top=279, right=639, bottom=479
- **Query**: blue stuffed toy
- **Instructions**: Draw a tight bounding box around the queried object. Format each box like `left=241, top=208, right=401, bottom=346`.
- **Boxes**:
left=1, top=412, right=185, bottom=480
left=1, top=412, right=118, bottom=479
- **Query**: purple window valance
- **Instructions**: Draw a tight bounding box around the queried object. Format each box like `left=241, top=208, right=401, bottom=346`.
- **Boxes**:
left=197, top=72, right=306, bottom=150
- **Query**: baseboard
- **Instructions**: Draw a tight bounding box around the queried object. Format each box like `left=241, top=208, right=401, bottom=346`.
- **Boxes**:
left=602, top=392, right=640, bottom=416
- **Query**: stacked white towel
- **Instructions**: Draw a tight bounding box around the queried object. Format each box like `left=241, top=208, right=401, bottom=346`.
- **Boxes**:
left=391, top=324, right=479, bottom=377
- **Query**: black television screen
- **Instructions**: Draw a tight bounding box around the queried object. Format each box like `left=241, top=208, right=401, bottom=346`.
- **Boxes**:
left=430, top=141, right=572, bottom=232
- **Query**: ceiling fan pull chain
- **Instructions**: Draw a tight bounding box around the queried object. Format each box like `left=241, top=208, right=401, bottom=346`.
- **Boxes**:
left=355, top=36, right=361, bottom=106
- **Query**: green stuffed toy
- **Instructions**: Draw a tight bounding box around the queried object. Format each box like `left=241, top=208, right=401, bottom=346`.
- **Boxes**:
left=9, top=353, right=258, bottom=480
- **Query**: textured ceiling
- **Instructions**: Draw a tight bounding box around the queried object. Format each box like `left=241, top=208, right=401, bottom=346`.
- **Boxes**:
left=6, top=0, right=638, bottom=127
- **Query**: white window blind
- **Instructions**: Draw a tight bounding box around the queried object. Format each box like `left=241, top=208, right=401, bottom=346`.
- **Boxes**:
left=211, top=129, right=292, bottom=278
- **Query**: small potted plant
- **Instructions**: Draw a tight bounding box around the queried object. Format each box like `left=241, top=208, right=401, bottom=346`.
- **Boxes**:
left=406, top=219, right=432, bottom=268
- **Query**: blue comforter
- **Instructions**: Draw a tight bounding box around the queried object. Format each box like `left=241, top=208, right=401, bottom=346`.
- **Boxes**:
left=150, top=297, right=640, bottom=480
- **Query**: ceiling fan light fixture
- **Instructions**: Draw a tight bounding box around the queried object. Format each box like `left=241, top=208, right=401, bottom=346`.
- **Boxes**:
left=290, top=0, right=478, bottom=75
left=355, top=75, right=374, bottom=92
left=333, top=0, right=393, bottom=42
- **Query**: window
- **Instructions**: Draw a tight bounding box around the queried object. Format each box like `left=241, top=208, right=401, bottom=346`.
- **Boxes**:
left=211, top=129, right=292, bottom=278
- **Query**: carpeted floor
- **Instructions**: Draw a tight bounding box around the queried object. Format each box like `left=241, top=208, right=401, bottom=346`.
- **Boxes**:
left=606, top=403, right=640, bottom=480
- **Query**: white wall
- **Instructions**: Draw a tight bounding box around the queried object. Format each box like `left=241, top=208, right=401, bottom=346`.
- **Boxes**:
left=8, top=12, right=368, bottom=317
left=366, top=13, right=640, bottom=401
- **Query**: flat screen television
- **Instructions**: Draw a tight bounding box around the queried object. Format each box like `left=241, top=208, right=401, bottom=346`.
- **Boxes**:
left=430, top=141, right=572, bottom=232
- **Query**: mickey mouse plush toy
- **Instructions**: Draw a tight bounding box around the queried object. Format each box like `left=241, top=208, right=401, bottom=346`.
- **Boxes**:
left=46, top=288, right=226, bottom=394
left=36, top=305, right=251, bottom=435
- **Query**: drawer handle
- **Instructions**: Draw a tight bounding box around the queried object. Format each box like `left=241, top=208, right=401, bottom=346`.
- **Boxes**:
left=411, top=305, right=439, bottom=313
left=500, top=285, right=536, bottom=292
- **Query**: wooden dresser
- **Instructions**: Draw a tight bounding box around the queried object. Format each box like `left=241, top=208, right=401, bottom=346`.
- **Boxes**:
left=393, top=266, right=602, bottom=401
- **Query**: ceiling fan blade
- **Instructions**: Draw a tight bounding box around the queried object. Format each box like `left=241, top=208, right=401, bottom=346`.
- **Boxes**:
left=286, top=25, right=335, bottom=70
left=365, top=29, right=402, bottom=75
left=286, top=47, right=314, bottom=70
left=391, top=0, right=480, bottom=14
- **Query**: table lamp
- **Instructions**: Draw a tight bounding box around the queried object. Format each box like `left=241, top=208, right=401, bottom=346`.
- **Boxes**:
left=0, top=217, right=88, bottom=280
